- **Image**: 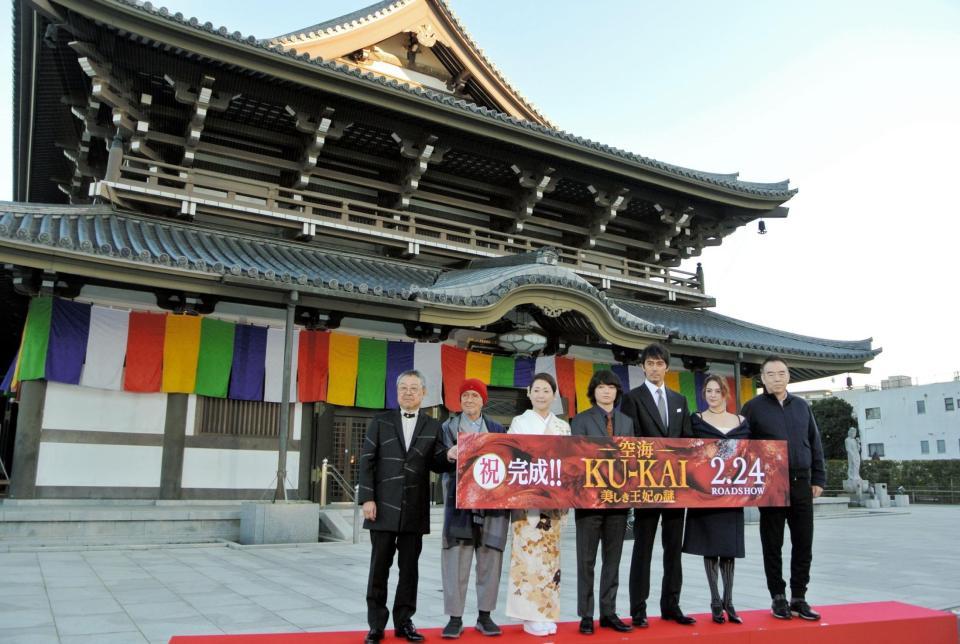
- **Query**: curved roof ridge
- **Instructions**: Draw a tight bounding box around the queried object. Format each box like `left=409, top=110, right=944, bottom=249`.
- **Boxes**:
left=102, top=0, right=797, bottom=201
left=272, top=0, right=411, bottom=43
left=700, top=308, right=874, bottom=350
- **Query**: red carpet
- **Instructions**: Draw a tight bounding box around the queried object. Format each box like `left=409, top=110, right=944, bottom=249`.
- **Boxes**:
left=169, top=602, right=958, bottom=644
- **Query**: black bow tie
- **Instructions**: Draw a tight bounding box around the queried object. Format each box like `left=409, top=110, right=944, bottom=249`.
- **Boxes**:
left=402, top=412, right=416, bottom=419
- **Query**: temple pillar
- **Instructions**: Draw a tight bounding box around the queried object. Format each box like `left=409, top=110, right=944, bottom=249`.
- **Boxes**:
left=9, top=380, right=46, bottom=498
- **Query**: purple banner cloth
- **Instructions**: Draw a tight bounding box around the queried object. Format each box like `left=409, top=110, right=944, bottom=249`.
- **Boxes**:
left=611, top=364, right=630, bottom=390
left=513, top=357, right=536, bottom=389
left=45, top=298, right=91, bottom=385
left=695, top=371, right=708, bottom=411
left=385, top=341, right=415, bottom=410
left=1, top=354, right=16, bottom=393
left=229, top=324, right=268, bottom=401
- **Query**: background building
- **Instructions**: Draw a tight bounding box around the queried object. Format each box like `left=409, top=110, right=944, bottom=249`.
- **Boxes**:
left=835, top=377, right=960, bottom=461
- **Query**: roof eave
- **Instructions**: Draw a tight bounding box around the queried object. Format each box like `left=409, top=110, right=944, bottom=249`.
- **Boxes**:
left=49, top=0, right=792, bottom=211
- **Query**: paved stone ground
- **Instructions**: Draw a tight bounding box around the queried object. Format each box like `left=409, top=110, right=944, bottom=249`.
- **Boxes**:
left=0, top=505, right=958, bottom=643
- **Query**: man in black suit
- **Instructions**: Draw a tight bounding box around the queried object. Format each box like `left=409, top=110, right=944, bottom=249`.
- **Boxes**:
left=359, top=370, right=455, bottom=644
left=571, top=370, right=635, bottom=635
left=620, top=343, right=695, bottom=627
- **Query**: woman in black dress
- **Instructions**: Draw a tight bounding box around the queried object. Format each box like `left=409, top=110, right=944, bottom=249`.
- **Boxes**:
left=682, top=374, right=750, bottom=624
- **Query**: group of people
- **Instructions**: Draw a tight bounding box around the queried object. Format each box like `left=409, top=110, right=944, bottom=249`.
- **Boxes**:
left=358, top=344, right=826, bottom=642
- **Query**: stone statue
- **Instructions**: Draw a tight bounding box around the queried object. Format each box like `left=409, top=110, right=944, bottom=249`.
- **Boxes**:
left=845, top=427, right=861, bottom=482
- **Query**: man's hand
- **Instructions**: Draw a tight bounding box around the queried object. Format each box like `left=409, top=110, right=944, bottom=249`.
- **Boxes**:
left=362, top=500, right=377, bottom=521
left=446, top=445, right=457, bottom=462
left=812, top=485, right=823, bottom=498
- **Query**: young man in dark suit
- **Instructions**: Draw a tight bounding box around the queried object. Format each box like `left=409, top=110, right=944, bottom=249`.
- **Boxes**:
left=619, top=344, right=695, bottom=627
left=359, top=370, right=456, bottom=644
left=571, top=370, right=636, bottom=635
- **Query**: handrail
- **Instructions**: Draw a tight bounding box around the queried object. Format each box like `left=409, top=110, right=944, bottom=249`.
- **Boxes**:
left=318, top=458, right=356, bottom=506
left=110, top=155, right=707, bottom=296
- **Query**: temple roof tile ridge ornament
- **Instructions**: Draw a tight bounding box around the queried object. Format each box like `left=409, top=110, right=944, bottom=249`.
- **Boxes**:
left=105, top=0, right=795, bottom=200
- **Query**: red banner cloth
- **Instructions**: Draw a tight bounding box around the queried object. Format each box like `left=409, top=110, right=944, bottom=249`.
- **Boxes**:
left=441, top=345, right=467, bottom=412
left=456, top=434, right=789, bottom=510
left=554, top=356, right=577, bottom=415
left=123, top=311, right=166, bottom=392
left=297, top=330, right=329, bottom=402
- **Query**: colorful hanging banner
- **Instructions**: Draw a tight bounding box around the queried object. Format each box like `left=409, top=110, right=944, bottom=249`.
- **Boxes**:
left=80, top=306, right=129, bottom=391
left=534, top=355, right=565, bottom=416
left=456, top=433, right=790, bottom=510
left=327, top=332, right=360, bottom=406
left=574, top=359, right=595, bottom=413
left=514, top=357, right=535, bottom=389
left=414, top=342, right=443, bottom=407
left=465, top=351, right=493, bottom=383
left=490, top=356, right=515, bottom=388
left=124, top=311, right=166, bottom=392
left=555, top=356, right=577, bottom=416
left=297, top=330, right=330, bottom=403
left=441, top=344, right=467, bottom=412
left=195, top=317, right=235, bottom=398
left=678, top=371, right=697, bottom=413
left=17, top=296, right=53, bottom=382
left=45, top=298, right=91, bottom=385
left=611, top=364, right=630, bottom=392
left=162, top=315, right=202, bottom=393
left=385, top=341, right=415, bottom=409
left=264, top=327, right=299, bottom=403
left=356, top=338, right=387, bottom=409
left=229, top=324, right=267, bottom=401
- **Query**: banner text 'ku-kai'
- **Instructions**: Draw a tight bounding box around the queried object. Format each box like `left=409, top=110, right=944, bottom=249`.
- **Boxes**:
left=455, top=434, right=790, bottom=510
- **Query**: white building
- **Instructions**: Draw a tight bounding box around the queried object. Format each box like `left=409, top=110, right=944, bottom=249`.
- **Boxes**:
left=834, top=377, right=960, bottom=461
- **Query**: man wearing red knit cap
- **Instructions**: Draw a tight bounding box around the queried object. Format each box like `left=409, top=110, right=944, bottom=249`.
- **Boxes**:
left=440, top=378, right=508, bottom=638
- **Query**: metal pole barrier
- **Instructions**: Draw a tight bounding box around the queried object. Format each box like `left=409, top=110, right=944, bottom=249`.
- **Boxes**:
left=353, top=484, right=361, bottom=544
left=320, top=458, right=329, bottom=507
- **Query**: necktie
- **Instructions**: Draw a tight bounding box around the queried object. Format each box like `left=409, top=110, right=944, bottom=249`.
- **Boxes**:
left=605, top=413, right=614, bottom=437
left=402, top=412, right=416, bottom=418
left=657, top=388, right=668, bottom=429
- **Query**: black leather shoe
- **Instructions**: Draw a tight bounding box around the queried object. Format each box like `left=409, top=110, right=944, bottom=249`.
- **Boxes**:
left=396, top=623, right=426, bottom=642
left=599, top=615, right=633, bottom=632
left=711, top=603, right=725, bottom=624
left=771, top=595, right=791, bottom=620
left=661, top=610, right=697, bottom=625
left=364, top=630, right=384, bottom=644
left=630, top=613, right=648, bottom=628
left=725, top=604, right=742, bottom=624
left=579, top=617, right=594, bottom=634
left=790, top=599, right=821, bottom=621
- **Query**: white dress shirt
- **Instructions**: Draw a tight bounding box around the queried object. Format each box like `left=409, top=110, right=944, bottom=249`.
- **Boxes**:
left=401, top=409, right=418, bottom=449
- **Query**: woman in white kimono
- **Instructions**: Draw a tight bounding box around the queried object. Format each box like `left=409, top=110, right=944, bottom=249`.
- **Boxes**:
left=505, top=372, right=571, bottom=636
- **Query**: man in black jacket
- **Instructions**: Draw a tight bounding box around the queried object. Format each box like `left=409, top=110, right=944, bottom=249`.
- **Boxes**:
left=741, top=355, right=825, bottom=622
left=619, top=344, right=695, bottom=627
left=359, top=370, right=455, bottom=644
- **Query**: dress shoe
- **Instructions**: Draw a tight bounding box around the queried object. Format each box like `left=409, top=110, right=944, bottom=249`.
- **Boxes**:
left=790, top=599, right=821, bottom=621
left=396, top=622, right=426, bottom=642
left=364, top=629, right=384, bottom=644
left=522, top=621, right=554, bottom=637
left=579, top=617, right=594, bottom=634
left=725, top=604, right=742, bottom=624
left=630, top=613, right=648, bottom=628
left=710, top=603, right=725, bottom=624
left=475, top=613, right=501, bottom=636
left=661, top=610, right=697, bottom=625
left=771, top=595, right=791, bottom=620
left=599, top=615, right=632, bottom=632
left=442, top=617, right=463, bottom=639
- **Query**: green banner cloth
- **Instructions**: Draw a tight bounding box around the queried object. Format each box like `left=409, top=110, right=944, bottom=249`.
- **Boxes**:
left=490, top=355, right=516, bottom=387
left=18, top=296, right=53, bottom=381
left=356, top=338, right=387, bottom=408
left=195, top=317, right=236, bottom=398
left=593, top=362, right=612, bottom=373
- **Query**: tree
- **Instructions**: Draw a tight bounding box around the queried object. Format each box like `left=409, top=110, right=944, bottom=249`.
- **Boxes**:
left=811, top=397, right=858, bottom=460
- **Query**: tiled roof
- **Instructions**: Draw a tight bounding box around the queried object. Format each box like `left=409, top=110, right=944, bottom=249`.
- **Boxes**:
left=104, top=0, right=796, bottom=201
left=611, top=298, right=879, bottom=361
left=1, top=203, right=875, bottom=363
left=0, top=203, right=437, bottom=300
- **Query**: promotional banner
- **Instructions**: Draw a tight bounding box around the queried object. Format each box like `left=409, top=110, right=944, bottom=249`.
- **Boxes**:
left=456, top=434, right=789, bottom=510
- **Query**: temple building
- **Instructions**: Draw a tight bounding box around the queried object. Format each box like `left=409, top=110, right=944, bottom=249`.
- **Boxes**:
left=0, top=0, right=879, bottom=502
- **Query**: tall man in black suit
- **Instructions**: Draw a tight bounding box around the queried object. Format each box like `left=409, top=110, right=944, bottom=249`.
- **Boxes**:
left=620, top=343, right=695, bottom=627
left=359, top=370, right=456, bottom=644
left=572, top=370, right=635, bottom=635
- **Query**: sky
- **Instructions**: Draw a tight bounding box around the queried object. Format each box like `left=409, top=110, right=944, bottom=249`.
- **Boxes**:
left=2, top=0, right=959, bottom=389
